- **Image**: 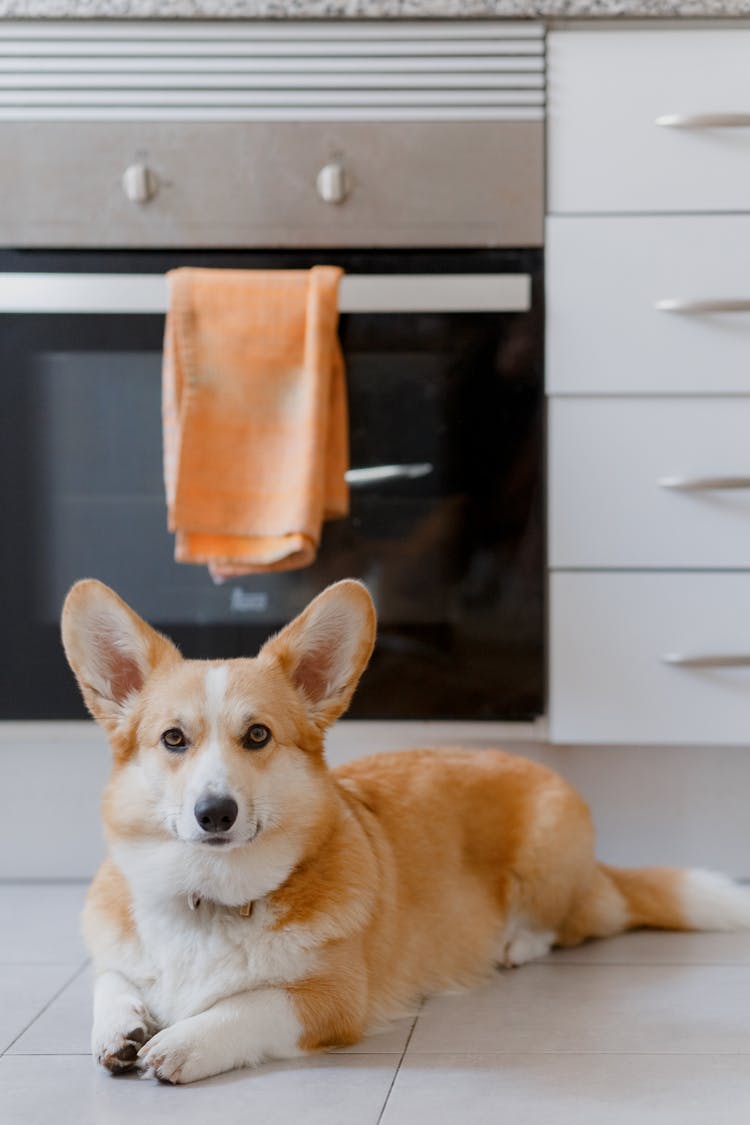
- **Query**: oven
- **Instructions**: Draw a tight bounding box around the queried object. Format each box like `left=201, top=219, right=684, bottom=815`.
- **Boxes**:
left=0, top=19, right=545, bottom=724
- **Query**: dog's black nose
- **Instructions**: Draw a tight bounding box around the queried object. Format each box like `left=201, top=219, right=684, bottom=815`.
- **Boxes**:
left=194, top=795, right=238, bottom=834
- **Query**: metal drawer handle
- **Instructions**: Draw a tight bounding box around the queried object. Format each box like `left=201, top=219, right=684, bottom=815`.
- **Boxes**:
left=655, top=298, right=750, bottom=314
left=345, top=463, right=433, bottom=486
left=659, top=475, right=750, bottom=491
left=662, top=653, right=750, bottom=669
left=655, top=113, right=750, bottom=128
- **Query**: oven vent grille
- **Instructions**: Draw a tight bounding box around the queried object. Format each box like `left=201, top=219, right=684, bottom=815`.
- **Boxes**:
left=0, top=20, right=545, bottom=122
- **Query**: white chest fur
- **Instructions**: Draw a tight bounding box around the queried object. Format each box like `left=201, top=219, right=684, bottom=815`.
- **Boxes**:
left=122, top=895, right=316, bottom=1027
left=108, top=839, right=317, bottom=1028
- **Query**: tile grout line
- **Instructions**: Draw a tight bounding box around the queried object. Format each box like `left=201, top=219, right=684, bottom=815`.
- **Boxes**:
left=376, top=1006, right=422, bottom=1125
left=1, top=959, right=89, bottom=1058
left=0, top=961, right=91, bottom=967
left=369, top=1049, right=750, bottom=1058
left=0, top=879, right=90, bottom=885
left=499, top=960, right=750, bottom=970
left=8, top=1048, right=750, bottom=1060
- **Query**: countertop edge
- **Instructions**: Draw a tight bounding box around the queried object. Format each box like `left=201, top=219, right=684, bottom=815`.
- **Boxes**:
left=4, top=1, right=750, bottom=21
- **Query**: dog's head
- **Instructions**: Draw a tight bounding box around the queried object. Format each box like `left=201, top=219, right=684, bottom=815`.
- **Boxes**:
left=61, top=579, right=375, bottom=869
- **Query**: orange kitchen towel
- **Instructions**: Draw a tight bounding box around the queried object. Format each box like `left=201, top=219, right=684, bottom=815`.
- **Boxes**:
left=162, top=266, right=348, bottom=579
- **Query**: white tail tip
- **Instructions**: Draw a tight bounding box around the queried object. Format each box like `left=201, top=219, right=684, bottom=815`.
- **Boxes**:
left=681, top=869, right=750, bottom=931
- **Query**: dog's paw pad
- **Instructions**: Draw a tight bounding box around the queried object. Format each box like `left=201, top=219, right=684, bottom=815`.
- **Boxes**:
left=97, top=1021, right=154, bottom=1074
left=112, top=1044, right=138, bottom=1064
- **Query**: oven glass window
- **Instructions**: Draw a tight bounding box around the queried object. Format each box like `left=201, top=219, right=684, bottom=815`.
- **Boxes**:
left=0, top=250, right=543, bottom=721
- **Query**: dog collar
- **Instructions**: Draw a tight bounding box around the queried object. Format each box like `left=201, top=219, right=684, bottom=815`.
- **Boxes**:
left=187, top=892, right=253, bottom=917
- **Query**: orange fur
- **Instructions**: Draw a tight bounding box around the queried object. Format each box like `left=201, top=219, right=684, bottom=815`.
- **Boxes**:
left=288, top=953, right=368, bottom=1051
left=271, top=748, right=607, bottom=1037
left=83, top=857, right=135, bottom=946
left=601, top=865, right=687, bottom=930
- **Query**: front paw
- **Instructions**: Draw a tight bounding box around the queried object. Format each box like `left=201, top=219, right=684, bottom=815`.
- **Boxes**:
left=137, top=1024, right=213, bottom=1085
left=93, top=1002, right=156, bottom=1074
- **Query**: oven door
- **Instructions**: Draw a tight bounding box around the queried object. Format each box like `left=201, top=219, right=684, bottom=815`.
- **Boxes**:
left=0, top=248, right=543, bottom=721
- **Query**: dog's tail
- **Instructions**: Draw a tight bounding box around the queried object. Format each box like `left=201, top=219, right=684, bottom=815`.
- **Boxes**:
left=563, top=865, right=750, bottom=945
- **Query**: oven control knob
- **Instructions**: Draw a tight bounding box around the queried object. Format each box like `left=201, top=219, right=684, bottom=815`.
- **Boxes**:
left=122, top=163, right=157, bottom=204
left=316, top=162, right=349, bottom=205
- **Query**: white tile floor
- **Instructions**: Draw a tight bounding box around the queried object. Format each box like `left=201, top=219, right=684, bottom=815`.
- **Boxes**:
left=2, top=884, right=750, bottom=1124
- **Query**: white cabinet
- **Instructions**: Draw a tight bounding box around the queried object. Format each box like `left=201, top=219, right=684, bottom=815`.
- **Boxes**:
left=550, top=398, right=750, bottom=569
left=547, top=215, right=750, bottom=396
left=551, top=573, right=750, bottom=746
left=547, top=27, right=750, bottom=745
left=548, top=29, right=750, bottom=214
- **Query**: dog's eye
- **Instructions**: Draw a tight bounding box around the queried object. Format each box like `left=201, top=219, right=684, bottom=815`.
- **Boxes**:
left=243, top=723, right=271, bottom=750
left=161, top=727, right=187, bottom=752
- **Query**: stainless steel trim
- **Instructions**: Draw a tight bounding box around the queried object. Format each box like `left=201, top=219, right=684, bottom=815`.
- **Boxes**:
left=0, top=19, right=545, bottom=123
left=0, top=90, right=546, bottom=107
left=0, top=20, right=545, bottom=41
left=0, top=108, right=545, bottom=124
left=655, top=113, right=750, bottom=128
left=662, top=653, right=750, bottom=668
left=0, top=59, right=545, bottom=78
left=658, top=476, right=750, bottom=491
left=345, top=463, right=433, bottom=486
left=0, top=273, right=532, bottom=315
left=0, top=72, right=545, bottom=88
left=655, top=298, right=750, bottom=314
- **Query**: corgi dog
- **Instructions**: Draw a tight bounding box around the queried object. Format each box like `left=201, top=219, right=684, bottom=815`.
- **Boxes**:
left=62, top=577, right=750, bottom=1085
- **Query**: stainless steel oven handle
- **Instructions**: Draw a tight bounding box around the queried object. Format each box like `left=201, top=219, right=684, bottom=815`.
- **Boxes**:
left=662, top=653, right=750, bottom=668
left=655, top=113, right=750, bottom=128
left=345, top=463, right=433, bottom=486
left=658, top=475, right=750, bottom=491
left=655, top=298, right=750, bottom=313
left=0, top=272, right=531, bottom=314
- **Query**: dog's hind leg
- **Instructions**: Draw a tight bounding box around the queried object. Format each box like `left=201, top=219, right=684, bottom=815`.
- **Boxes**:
left=499, top=927, right=557, bottom=968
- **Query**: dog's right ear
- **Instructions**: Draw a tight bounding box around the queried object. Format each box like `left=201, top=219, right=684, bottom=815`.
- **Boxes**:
left=259, top=579, right=376, bottom=731
left=61, top=579, right=180, bottom=733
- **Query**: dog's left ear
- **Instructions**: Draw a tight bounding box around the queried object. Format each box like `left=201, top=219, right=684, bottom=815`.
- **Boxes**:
left=260, top=579, right=376, bottom=728
left=61, top=579, right=180, bottom=735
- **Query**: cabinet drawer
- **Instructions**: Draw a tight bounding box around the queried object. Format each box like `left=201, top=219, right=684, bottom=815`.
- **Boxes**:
left=547, top=215, right=750, bottom=395
left=549, top=29, right=750, bottom=214
left=549, top=398, right=750, bottom=569
left=550, top=572, right=750, bottom=745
